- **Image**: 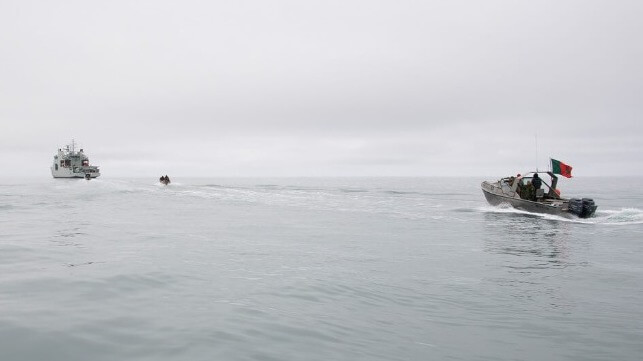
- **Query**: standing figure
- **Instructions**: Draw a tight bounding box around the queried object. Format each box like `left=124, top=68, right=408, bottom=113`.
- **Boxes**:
left=532, top=173, right=542, bottom=190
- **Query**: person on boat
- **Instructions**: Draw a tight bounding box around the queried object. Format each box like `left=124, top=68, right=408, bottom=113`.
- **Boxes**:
left=164, top=175, right=170, bottom=183
left=522, top=181, right=535, bottom=201
left=532, top=173, right=542, bottom=190
left=159, top=175, right=165, bottom=182
left=528, top=173, right=543, bottom=201
left=515, top=174, right=525, bottom=198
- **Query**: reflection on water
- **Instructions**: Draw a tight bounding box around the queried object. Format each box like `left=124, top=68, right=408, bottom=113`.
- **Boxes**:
left=480, top=212, right=591, bottom=311
left=482, top=212, right=578, bottom=265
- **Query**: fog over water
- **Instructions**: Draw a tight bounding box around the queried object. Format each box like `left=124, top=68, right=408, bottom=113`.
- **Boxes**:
left=1, top=1, right=642, bottom=176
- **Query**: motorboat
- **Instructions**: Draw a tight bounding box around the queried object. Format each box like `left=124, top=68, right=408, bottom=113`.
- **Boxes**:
left=51, top=140, right=100, bottom=179
left=159, top=175, right=171, bottom=185
left=481, top=171, right=597, bottom=218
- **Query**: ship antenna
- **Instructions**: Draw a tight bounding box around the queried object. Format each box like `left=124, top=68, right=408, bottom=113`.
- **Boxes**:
left=535, top=132, right=539, bottom=172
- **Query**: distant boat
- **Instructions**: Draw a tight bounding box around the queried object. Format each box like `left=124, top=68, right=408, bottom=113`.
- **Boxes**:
left=160, top=175, right=171, bottom=185
left=481, top=171, right=597, bottom=218
left=51, top=140, right=100, bottom=179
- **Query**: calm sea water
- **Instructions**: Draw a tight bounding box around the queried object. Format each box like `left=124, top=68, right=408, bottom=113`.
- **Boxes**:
left=1, top=177, right=642, bottom=361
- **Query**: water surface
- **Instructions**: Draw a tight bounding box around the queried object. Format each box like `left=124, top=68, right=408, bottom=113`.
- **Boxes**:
left=1, top=177, right=641, bottom=360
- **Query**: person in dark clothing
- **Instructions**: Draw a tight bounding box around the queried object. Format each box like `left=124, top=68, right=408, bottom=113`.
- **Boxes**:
left=529, top=173, right=543, bottom=201
left=532, top=173, right=542, bottom=190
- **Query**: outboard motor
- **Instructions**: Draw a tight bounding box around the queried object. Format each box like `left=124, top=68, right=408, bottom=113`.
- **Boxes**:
left=85, top=173, right=91, bottom=180
left=568, top=198, right=584, bottom=217
left=581, top=198, right=597, bottom=218
left=568, top=198, right=597, bottom=218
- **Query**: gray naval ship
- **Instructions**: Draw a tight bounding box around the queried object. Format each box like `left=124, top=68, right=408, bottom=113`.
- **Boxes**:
left=481, top=171, right=597, bottom=218
left=51, top=141, right=101, bottom=179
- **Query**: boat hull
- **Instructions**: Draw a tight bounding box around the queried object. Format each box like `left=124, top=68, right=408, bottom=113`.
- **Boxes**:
left=51, top=167, right=100, bottom=179
left=481, top=187, right=572, bottom=218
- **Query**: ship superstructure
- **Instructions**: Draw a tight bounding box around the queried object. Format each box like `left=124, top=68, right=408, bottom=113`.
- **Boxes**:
left=51, top=140, right=101, bottom=179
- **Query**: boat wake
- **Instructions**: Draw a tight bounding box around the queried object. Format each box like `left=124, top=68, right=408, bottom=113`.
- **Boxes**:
left=593, top=208, right=643, bottom=225
left=478, top=205, right=643, bottom=225
left=63, top=178, right=643, bottom=226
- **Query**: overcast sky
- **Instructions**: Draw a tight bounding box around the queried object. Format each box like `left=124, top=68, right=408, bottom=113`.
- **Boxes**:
left=1, top=0, right=641, bottom=177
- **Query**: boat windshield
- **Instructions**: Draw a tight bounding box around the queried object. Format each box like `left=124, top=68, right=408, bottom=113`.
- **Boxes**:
left=519, top=175, right=556, bottom=195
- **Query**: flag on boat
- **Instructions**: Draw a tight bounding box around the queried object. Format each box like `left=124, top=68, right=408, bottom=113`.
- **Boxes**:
left=551, top=158, right=572, bottom=178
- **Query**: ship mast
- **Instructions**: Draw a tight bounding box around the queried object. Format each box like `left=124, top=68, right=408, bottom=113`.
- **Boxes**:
left=535, top=132, right=538, bottom=172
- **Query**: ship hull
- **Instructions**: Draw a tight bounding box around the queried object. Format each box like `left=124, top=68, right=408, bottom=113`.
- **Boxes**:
left=51, top=167, right=100, bottom=178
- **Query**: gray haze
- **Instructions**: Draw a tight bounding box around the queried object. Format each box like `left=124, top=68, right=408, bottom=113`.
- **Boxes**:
left=1, top=0, right=642, bottom=177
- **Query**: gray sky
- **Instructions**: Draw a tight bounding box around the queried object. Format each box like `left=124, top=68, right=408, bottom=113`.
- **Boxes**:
left=1, top=0, right=641, bottom=177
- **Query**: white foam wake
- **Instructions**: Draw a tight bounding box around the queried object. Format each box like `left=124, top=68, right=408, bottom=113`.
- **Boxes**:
left=478, top=205, right=643, bottom=225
